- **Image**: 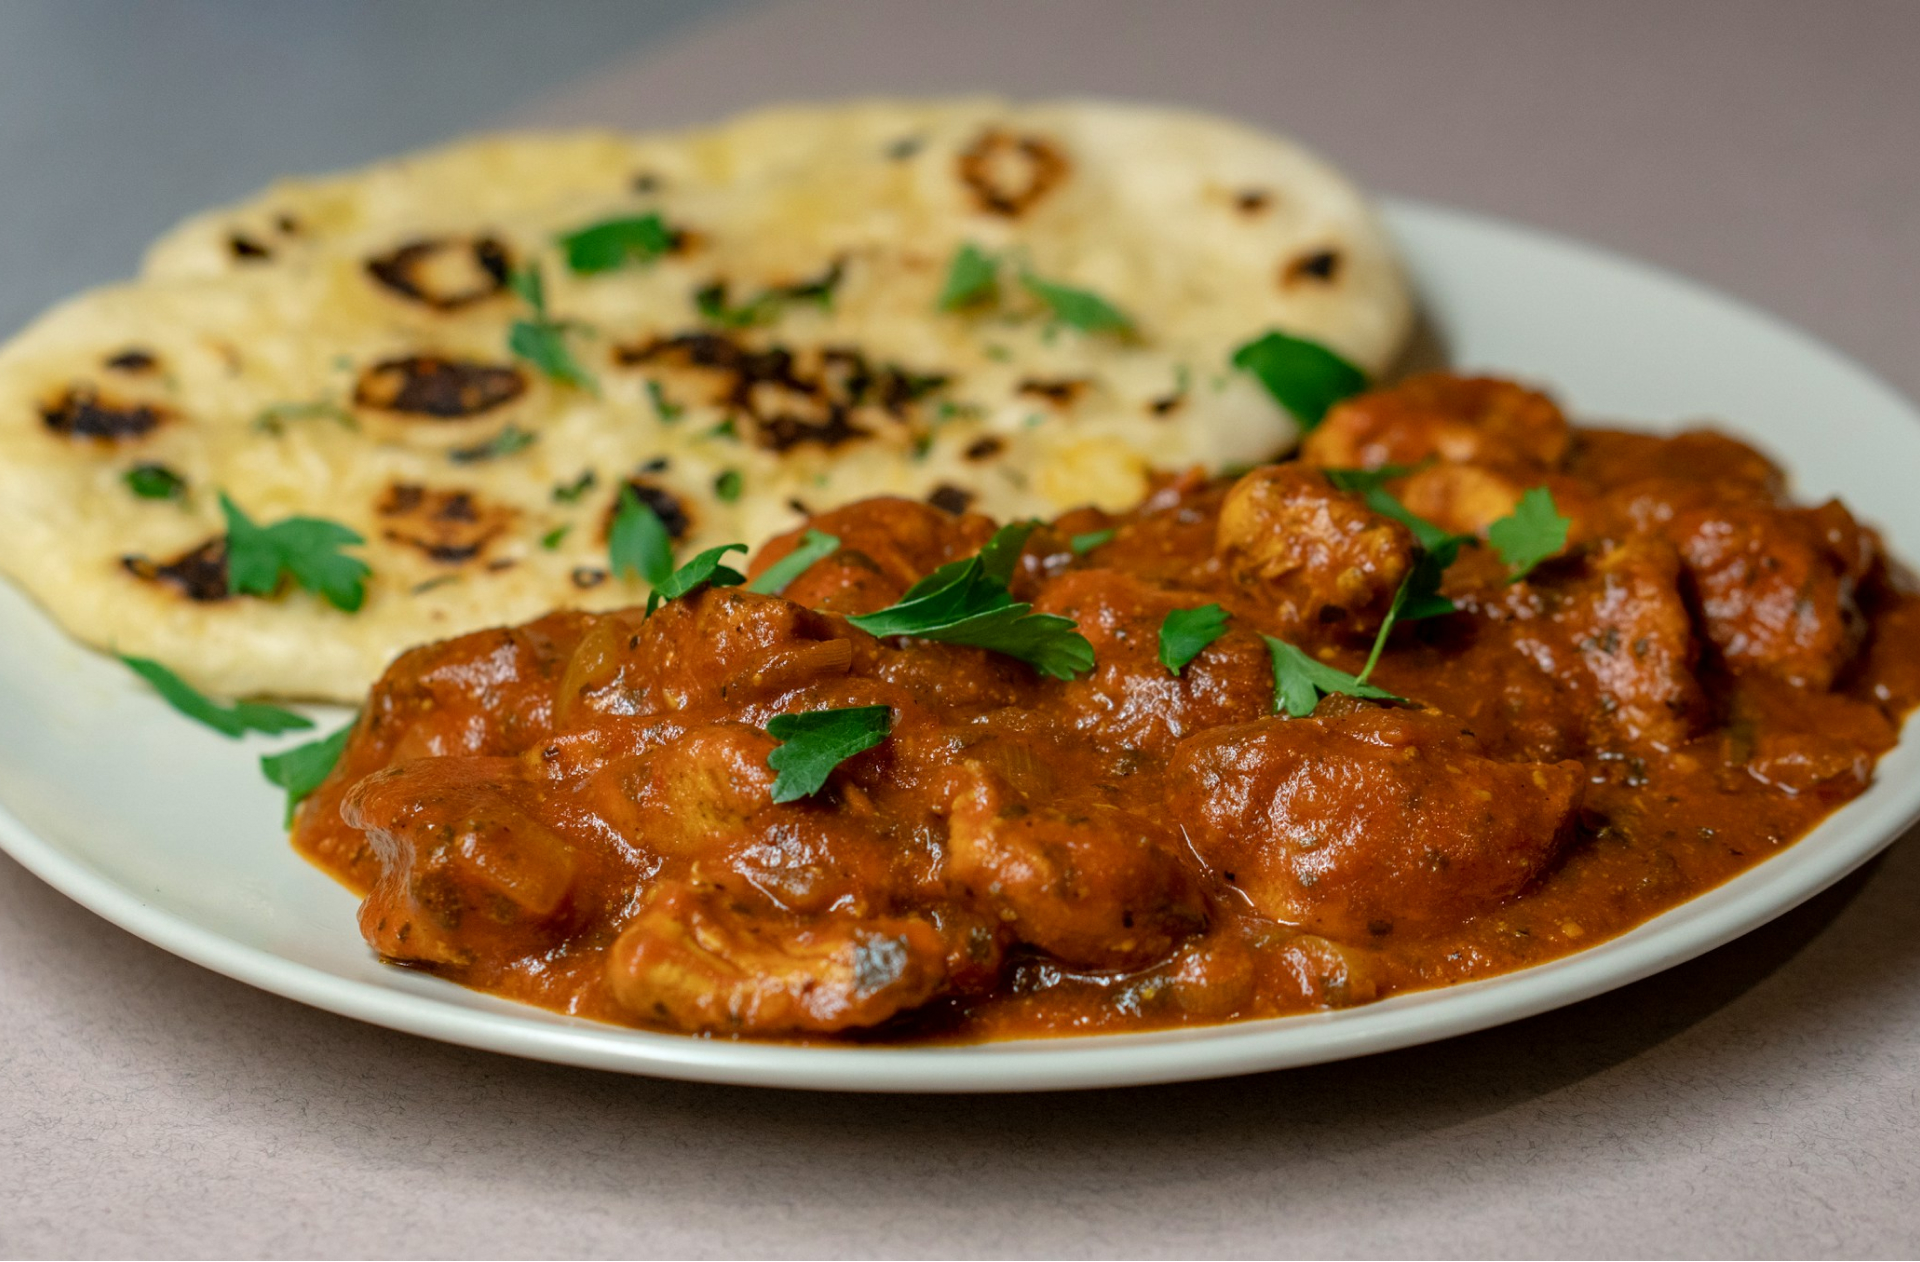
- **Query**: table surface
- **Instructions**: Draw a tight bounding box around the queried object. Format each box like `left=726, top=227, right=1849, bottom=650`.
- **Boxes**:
left=5, top=2, right=1920, bottom=1256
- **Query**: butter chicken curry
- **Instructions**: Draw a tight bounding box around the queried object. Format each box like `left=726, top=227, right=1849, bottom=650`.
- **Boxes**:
left=290, top=374, right=1920, bottom=1041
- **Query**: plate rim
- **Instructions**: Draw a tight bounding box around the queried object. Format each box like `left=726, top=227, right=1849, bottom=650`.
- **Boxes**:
left=4, top=195, right=1918, bottom=1093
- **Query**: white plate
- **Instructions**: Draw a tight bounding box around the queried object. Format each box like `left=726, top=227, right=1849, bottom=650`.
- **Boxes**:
left=4, top=200, right=1918, bottom=1092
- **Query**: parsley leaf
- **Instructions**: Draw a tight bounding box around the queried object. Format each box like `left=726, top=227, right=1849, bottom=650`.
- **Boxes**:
left=695, top=262, right=843, bottom=329
left=646, top=379, right=683, bottom=423
left=220, top=493, right=369, bottom=612
left=508, top=265, right=595, bottom=391
left=646, top=543, right=747, bottom=615
left=608, top=485, right=673, bottom=587
left=558, top=213, right=675, bottom=274
left=765, top=704, right=892, bottom=803
left=1321, top=463, right=1423, bottom=495
left=125, top=463, right=187, bottom=500
left=1230, top=330, right=1368, bottom=429
left=747, top=528, right=842, bottom=596
left=1069, top=528, right=1116, bottom=555
left=449, top=423, right=537, bottom=464
left=1488, top=486, right=1571, bottom=581
left=1159, top=604, right=1229, bottom=675
left=552, top=469, right=596, bottom=502
left=1326, top=475, right=1473, bottom=684
left=714, top=468, right=743, bottom=502
left=260, top=720, right=355, bottom=825
left=938, top=242, right=1000, bottom=311
left=1019, top=272, right=1133, bottom=335
left=694, top=282, right=776, bottom=329
left=608, top=487, right=746, bottom=613
left=1263, top=635, right=1404, bottom=719
left=847, top=522, right=1095, bottom=680
left=252, top=399, right=357, bottom=436
left=539, top=525, right=570, bottom=550
left=121, top=655, right=313, bottom=739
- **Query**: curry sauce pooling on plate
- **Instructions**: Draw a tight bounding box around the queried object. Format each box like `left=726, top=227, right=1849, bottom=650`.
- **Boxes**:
left=290, top=374, right=1920, bottom=1041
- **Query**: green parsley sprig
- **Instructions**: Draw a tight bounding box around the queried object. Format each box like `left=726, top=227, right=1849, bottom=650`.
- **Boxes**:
left=746, top=528, right=842, bottom=596
left=1264, top=635, right=1404, bottom=719
left=1230, top=330, right=1368, bottom=429
left=937, top=242, right=1000, bottom=311
left=765, top=705, right=891, bottom=803
left=260, top=720, right=356, bottom=824
left=508, top=265, right=596, bottom=391
left=1159, top=604, right=1230, bottom=676
left=449, top=423, right=537, bottom=464
left=1488, top=486, right=1571, bottom=581
left=120, top=655, right=313, bottom=739
left=220, top=493, right=369, bottom=612
left=845, top=522, right=1094, bottom=680
left=607, top=486, right=747, bottom=614
left=124, top=463, right=187, bottom=500
left=557, top=213, right=675, bottom=274
left=934, top=243, right=1134, bottom=335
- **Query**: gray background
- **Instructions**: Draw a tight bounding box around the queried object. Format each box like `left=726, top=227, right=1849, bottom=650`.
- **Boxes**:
left=4, top=1, right=1920, bottom=1256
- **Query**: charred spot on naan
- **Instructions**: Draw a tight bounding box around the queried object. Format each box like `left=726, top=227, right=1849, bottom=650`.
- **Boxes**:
left=123, top=538, right=228, bottom=602
left=1283, top=248, right=1344, bottom=288
left=41, top=386, right=170, bottom=443
left=1017, top=377, right=1089, bottom=409
left=928, top=484, right=975, bottom=514
left=353, top=355, right=526, bottom=419
left=376, top=483, right=517, bottom=565
left=963, top=436, right=1005, bottom=462
left=104, top=348, right=160, bottom=375
left=957, top=128, right=1069, bottom=218
left=618, top=333, right=946, bottom=453
left=366, top=237, right=514, bottom=311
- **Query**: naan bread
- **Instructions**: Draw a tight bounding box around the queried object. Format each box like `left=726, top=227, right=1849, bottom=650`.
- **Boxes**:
left=0, top=97, right=1411, bottom=700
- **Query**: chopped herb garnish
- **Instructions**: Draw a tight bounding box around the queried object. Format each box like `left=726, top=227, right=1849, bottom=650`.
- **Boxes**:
left=646, top=543, right=747, bottom=615
left=1322, top=464, right=1422, bottom=495
left=557, top=213, right=675, bottom=274
left=1264, top=635, right=1404, bottom=719
left=1230, top=329, right=1368, bottom=429
left=706, top=416, right=739, bottom=441
left=1159, top=604, right=1230, bottom=675
left=847, top=522, right=1095, bottom=680
left=508, top=264, right=595, bottom=390
left=553, top=469, right=597, bottom=502
left=939, top=242, right=1000, bottom=311
left=1325, top=476, right=1474, bottom=684
left=1019, top=272, right=1134, bottom=335
left=607, top=486, right=745, bottom=613
left=646, top=378, right=684, bottom=423
left=121, top=655, right=313, bottom=739
left=449, top=423, right=537, bottom=463
left=124, top=463, right=187, bottom=500
left=252, top=399, right=357, bottom=436
left=693, top=281, right=774, bottom=328
left=1069, top=528, right=1116, bottom=555
left=714, top=469, right=743, bottom=502
left=695, top=262, right=842, bottom=329
left=260, top=720, right=355, bottom=825
left=608, top=484, right=673, bottom=587
left=1488, top=486, right=1571, bottom=581
left=220, top=493, right=369, bottom=612
left=765, top=704, right=892, bottom=803
left=746, top=528, right=841, bottom=596
left=539, top=525, right=571, bottom=550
